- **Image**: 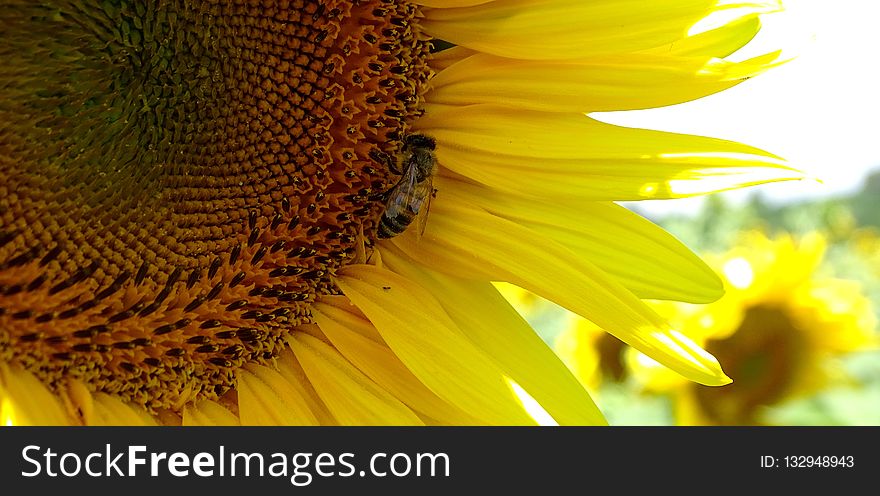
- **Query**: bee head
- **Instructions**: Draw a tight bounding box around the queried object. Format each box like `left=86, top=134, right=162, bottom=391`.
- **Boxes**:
left=404, top=133, right=436, bottom=151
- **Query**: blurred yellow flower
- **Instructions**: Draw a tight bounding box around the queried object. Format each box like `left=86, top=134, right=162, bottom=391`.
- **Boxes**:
left=628, top=232, right=877, bottom=425
left=555, top=318, right=628, bottom=395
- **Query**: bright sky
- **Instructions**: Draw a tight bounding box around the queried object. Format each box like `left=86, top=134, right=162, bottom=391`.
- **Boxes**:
left=598, top=0, right=880, bottom=217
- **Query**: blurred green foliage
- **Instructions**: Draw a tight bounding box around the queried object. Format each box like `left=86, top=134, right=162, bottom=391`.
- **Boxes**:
left=640, top=170, right=879, bottom=251
left=641, top=169, right=880, bottom=319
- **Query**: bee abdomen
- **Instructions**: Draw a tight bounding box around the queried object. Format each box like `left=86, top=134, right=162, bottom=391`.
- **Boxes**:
left=377, top=210, right=415, bottom=239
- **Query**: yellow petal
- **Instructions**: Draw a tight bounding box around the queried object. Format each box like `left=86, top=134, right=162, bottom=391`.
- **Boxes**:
left=287, top=333, right=424, bottom=426
left=428, top=51, right=780, bottom=112
left=415, top=105, right=802, bottom=201
left=421, top=0, right=717, bottom=60
left=273, top=348, right=339, bottom=425
left=64, top=381, right=166, bottom=426
left=380, top=246, right=607, bottom=425
left=237, top=363, right=321, bottom=426
left=390, top=197, right=731, bottom=386
left=83, top=393, right=157, bottom=426
left=646, top=14, right=762, bottom=57
left=336, top=265, right=539, bottom=425
left=313, top=301, right=483, bottom=425
left=415, top=0, right=494, bottom=7
left=441, top=178, right=723, bottom=303
left=428, top=45, right=478, bottom=73
left=314, top=295, right=384, bottom=342
left=0, top=362, right=71, bottom=425
left=183, top=400, right=240, bottom=426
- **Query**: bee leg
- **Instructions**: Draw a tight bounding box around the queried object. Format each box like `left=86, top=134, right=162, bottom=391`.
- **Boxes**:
left=368, top=187, right=393, bottom=202
left=368, top=172, right=406, bottom=203
left=353, top=224, right=368, bottom=264
left=369, top=148, right=399, bottom=174
left=367, top=148, right=401, bottom=202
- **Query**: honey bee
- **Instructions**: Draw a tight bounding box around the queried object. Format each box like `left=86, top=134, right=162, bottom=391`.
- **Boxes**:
left=377, top=134, right=437, bottom=239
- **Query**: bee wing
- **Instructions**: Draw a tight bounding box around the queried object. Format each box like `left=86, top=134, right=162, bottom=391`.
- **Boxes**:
left=383, top=164, right=423, bottom=222
left=415, top=180, right=434, bottom=239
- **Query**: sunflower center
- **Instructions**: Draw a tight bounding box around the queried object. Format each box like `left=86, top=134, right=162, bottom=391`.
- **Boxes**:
left=595, top=333, right=626, bottom=382
left=0, top=1, right=431, bottom=413
left=694, top=305, right=806, bottom=424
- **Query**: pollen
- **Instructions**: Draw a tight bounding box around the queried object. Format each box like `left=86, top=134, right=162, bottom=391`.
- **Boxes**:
left=0, top=1, right=432, bottom=413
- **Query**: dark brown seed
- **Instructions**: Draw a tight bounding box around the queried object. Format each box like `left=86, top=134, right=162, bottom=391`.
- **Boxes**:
left=229, top=245, right=242, bottom=266
left=287, top=215, right=301, bottom=230
left=271, top=214, right=284, bottom=230
left=250, top=246, right=268, bottom=265
left=222, top=345, right=244, bottom=356
left=184, top=295, right=207, bottom=313
left=49, top=262, right=97, bottom=295
left=5, top=247, right=39, bottom=269
left=137, top=302, right=161, bottom=318
left=26, top=274, right=47, bottom=292
left=208, top=257, right=222, bottom=279
left=108, top=309, right=136, bottom=323
left=120, top=362, right=138, bottom=373
left=225, top=300, right=248, bottom=311
left=153, top=324, right=175, bottom=336
left=57, top=307, right=82, bottom=320
left=135, top=261, right=150, bottom=286
left=270, top=241, right=286, bottom=253
left=209, top=358, right=233, bottom=367
left=38, top=246, right=62, bottom=267
left=247, top=227, right=261, bottom=248
left=229, top=271, right=247, bottom=287
left=12, top=310, right=32, bottom=320
left=35, top=312, right=54, bottom=323
left=186, top=268, right=202, bottom=289
left=207, top=282, right=225, bottom=301
left=248, top=210, right=258, bottom=230
left=166, top=267, right=183, bottom=288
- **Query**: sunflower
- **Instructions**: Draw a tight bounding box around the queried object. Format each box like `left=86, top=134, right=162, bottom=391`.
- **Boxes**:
left=0, top=1, right=803, bottom=426
left=627, top=232, right=878, bottom=425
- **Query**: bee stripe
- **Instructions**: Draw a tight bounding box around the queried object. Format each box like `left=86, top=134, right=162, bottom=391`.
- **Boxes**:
left=378, top=210, right=415, bottom=238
